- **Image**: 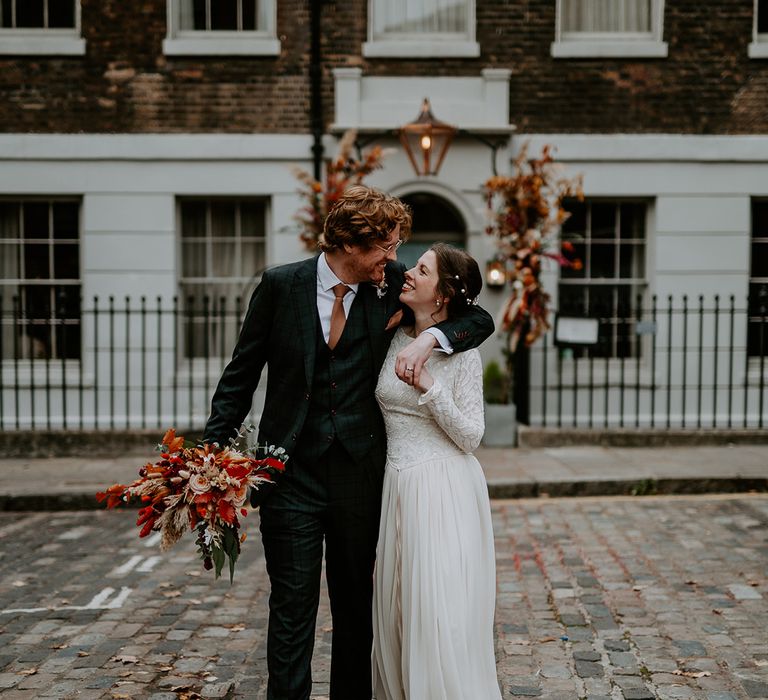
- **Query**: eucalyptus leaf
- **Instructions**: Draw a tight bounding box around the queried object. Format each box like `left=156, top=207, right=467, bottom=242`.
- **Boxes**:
left=212, top=544, right=225, bottom=580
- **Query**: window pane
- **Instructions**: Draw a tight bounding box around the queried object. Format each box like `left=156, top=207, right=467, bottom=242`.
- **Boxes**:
left=588, top=286, right=616, bottom=317
left=242, top=0, right=256, bottom=30
left=753, top=200, right=768, bottom=237
left=211, top=0, right=239, bottom=29
left=590, top=242, right=616, bottom=278
left=591, top=203, right=616, bottom=239
left=24, top=284, right=52, bottom=320
left=48, top=0, right=76, bottom=28
left=562, top=0, right=651, bottom=33
left=748, top=282, right=768, bottom=357
left=241, top=240, right=265, bottom=276
left=210, top=202, right=236, bottom=238
left=23, top=203, right=49, bottom=240
left=0, top=203, right=20, bottom=239
left=181, top=201, right=207, bottom=239
left=562, top=200, right=587, bottom=235
left=186, top=0, right=207, bottom=30
left=55, top=284, right=80, bottom=319
left=181, top=241, right=207, bottom=277
left=58, top=320, right=81, bottom=360
left=619, top=243, right=645, bottom=279
left=747, top=320, right=767, bottom=357
left=24, top=242, right=50, bottom=280
left=240, top=201, right=266, bottom=237
left=751, top=242, right=768, bottom=278
left=0, top=242, right=21, bottom=279
left=620, top=203, right=645, bottom=239
left=53, top=202, right=79, bottom=239
left=759, top=0, right=768, bottom=34
left=0, top=2, right=12, bottom=28
left=53, top=243, right=79, bottom=279
left=212, top=241, right=237, bottom=278
left=558, top=284, right=588, bottom=316
left=374, top=0, right=468, bottom=35
left=16, top=0, right=45, bottom=27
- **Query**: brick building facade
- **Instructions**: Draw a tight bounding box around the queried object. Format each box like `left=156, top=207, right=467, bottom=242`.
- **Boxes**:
left=0, top=0, right=766, bottom=431
left=1, top=1, right=766, bottom=133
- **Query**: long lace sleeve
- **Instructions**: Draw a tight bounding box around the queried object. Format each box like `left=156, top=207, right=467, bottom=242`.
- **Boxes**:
left=417, top=349, right=485, bottom=453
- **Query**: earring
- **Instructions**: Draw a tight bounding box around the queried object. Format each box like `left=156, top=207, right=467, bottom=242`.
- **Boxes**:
left=435, top=299, right=441, bottom=307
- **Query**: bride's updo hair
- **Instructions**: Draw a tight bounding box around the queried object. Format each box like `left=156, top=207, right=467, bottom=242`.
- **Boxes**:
left=430, top=243, right=483, bottom=320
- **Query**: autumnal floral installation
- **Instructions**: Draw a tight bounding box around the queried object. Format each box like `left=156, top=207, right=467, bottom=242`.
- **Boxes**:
left=293, top=129, right=388, bottom=251
left=482, top=143, right=584, bottom=409
left=97, top=427, right=287, bottom=582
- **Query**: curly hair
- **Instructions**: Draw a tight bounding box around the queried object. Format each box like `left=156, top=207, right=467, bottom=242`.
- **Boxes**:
left=430, top=243, right=483, bottom=321
left=320, top=185, right=412, bottom=253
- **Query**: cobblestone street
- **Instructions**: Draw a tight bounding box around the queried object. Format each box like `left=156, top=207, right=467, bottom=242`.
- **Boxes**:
left=0, top=494, right=765, bottom=699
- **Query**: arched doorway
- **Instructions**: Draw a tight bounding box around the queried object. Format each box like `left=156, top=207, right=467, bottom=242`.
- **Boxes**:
left=397, top=192, right=466, bottom=268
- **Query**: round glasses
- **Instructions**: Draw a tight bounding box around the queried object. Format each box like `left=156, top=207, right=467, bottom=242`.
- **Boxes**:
left=374, top=239, right=404, bottom=254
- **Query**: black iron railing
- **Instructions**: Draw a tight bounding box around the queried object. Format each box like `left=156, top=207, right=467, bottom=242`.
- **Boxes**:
left=0, top=295, right=248, bottom=431
left=526, top=295, right=767, bottom=429
left=0, top=293, right=766, bottom=432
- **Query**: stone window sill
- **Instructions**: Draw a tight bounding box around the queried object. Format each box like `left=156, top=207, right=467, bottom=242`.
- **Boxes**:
left=748, top=41, right=768, bottom=58
left=551, top=39, right=668, bottom=58
left=362, top=39, right=480, bottom=58
left=0, top=33, right=85, bottom=55
left=163, top=34, right=280, bottom=56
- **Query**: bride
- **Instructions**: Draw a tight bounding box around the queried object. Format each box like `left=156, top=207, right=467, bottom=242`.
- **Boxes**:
left=372, top=243, right=502, bottom=699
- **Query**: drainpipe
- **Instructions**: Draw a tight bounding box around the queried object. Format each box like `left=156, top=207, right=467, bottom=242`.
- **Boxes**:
left=309, top=0, right=324, bottom=181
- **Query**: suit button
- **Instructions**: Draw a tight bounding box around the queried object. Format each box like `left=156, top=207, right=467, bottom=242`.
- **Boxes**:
left=304, top=393, right=310, bottom=400
left=331, top=409, right=337, bottom=416
left=330, top=382, right=337, bottom=390
left=292, top=433, right=297, bottom=441
left=330, top=354, right=336, bottom=362
left=326, top=435, right=333, bottom=443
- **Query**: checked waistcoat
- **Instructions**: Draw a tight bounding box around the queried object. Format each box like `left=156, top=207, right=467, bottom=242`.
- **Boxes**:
left=293, top=293, right=386, bottom=466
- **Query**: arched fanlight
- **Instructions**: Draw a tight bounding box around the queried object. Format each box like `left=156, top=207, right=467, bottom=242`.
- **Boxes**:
left=398, top=98, right=457, bottom=177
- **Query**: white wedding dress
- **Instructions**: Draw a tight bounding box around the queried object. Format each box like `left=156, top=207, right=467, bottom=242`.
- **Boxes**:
left=372, top=328, right=502, bottom=700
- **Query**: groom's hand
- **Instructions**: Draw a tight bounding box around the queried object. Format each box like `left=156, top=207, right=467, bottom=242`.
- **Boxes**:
left=396, top=333, right=437, bottom=387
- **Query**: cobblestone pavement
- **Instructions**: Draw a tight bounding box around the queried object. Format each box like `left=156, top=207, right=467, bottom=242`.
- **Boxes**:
left=0, top=494, right=765, bottom=699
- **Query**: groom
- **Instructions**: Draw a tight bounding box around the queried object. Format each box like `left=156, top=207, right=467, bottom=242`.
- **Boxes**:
left=203, top=185, right=493, bottom=700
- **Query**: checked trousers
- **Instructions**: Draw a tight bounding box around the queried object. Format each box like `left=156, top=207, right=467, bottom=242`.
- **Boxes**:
left=259, top=439, right=383, bottom=700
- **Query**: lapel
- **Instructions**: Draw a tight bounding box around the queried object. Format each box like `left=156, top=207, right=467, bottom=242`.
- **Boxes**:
left=361, top=282, right=385, bottom=370
left=292, top=257, right=319, bottom=386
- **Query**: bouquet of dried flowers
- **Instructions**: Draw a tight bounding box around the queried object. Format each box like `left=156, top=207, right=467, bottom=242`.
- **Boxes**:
left=96, top=427, right=287, bottom=583
left=484, top=142, right=584, bottom=352
left=294, top=129, right=388, bottom=251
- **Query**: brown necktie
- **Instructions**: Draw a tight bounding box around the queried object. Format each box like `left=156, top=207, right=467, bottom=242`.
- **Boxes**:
left=328, top=283, right=351, bottom=350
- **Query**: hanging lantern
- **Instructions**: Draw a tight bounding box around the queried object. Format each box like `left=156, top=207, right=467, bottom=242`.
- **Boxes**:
left=485, top=258, right=507, bottom=288
left=398, top=98, right=457, bottom=177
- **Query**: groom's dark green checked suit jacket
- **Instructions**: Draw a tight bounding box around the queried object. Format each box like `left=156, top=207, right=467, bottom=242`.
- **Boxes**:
left=203, top=255, right=493, bottom=467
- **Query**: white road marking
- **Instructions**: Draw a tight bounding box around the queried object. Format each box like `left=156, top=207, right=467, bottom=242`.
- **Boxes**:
left=136, top=555, right=161, bottom=573
left=1, top=586, right=133, bottom=615
left=110, top=555, right=143, bottom=577
left=143, top=532, right=162, bottom=548
left=57, top=526, right=92, bottom=540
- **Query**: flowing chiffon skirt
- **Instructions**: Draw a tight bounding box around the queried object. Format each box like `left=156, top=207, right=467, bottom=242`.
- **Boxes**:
left=372, top=454, right=502, bottom=700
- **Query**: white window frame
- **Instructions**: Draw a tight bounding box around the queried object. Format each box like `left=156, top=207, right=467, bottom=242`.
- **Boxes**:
left=0, top=0, right=85, bottom=56
left=363, top=0, right=479, bottom=58
left=749, top=0, right=768, bottom=58
left=163, top=0, right=280, bottom=56
left=551, top=0, right=668, bottom=58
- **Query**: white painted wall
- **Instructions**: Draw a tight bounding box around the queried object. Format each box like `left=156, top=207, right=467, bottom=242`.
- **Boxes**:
left=0, top=132, right=766, bottom=428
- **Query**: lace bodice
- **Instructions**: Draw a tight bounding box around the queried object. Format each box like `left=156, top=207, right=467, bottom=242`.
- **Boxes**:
left=375, top=328, right=485, bottom=469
